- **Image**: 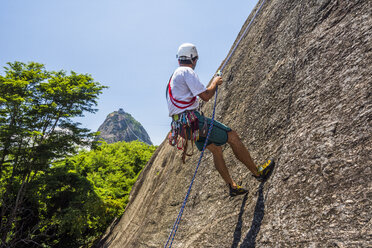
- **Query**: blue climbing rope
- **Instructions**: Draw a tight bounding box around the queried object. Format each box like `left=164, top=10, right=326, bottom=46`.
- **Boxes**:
left=164, top=1, right=267, bottom=247
left=220, top=0, right=267, bottom=72
left=164, top=86, right=219, bottom=248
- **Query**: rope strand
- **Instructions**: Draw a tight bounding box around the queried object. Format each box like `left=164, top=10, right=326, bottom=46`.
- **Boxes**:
left=220, top=0, right=267, bottom=72
left=165, top=87, right=219, bottom=248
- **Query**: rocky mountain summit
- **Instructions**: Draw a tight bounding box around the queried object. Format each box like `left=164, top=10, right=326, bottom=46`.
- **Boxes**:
left=98, top=0, right=371, bottom=247
left=96, top=108, right=152, bottom=145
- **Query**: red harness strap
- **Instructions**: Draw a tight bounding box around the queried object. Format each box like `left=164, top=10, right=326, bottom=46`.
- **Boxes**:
left=168, top=76, right=196, bottom=109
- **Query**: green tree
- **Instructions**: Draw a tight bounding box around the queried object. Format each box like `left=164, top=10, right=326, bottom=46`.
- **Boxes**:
left=31, top=141, right=157, bottom=247
left=60, top=141, right=157, bottom=227
left=0, top=62, right=106, bottom=247
left=27, top=165, right=106, bottom=247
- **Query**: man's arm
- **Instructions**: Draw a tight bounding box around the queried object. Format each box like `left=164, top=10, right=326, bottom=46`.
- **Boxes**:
left=198, top=76, right=223, bottom=102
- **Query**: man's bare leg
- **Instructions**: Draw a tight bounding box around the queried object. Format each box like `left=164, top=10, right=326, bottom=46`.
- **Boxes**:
left=207, top=143, right=237, bottom=188
left=227, top=130, right=259, bottom=177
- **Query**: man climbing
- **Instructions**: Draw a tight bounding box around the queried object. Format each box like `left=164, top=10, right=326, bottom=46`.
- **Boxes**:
left=167, top=43, right=274, bottom=197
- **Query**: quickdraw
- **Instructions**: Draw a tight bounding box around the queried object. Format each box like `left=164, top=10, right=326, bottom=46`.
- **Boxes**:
left=168, top=110, right=199, bottom=163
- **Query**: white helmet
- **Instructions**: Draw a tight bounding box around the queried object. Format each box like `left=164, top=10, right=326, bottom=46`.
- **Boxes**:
left=177, top=43, right=198, bottom=60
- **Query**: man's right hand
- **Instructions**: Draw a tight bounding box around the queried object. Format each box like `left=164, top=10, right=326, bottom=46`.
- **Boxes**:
left=213, top=76, right=223, bottom=86
left=198, top=76, right=223, bottom=102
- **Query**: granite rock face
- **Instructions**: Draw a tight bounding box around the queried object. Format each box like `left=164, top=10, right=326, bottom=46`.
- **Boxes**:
left=98, top=0, right=371, bottom=247
left=96, top=108, right=152, bottom=145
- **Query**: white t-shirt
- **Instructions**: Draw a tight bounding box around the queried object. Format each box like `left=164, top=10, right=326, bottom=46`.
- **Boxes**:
left=167, top=66, right=207, bottom=116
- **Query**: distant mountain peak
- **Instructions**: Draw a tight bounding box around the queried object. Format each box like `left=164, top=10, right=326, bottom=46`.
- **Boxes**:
left=118, top=108, right=125, bottom=114
left=96, top=109, right=152, bottom=145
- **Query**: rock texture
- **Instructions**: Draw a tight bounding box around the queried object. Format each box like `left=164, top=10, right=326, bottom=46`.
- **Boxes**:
left=96, top=108, right=152, bottom=145
left=98, top=0, right=371, bottom=247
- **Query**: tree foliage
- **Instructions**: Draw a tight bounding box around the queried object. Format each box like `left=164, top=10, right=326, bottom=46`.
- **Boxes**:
left=0, top=62, right=106, bottom=247
left=31, top=141, right=156, bottom=247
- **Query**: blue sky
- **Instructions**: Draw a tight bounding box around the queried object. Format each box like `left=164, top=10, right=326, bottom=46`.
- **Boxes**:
left=0, top=0, right=257, bottom=145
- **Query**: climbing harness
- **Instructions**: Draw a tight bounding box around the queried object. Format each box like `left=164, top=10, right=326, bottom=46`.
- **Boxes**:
left=168, top=110, right=200, bottom=163
left=165, top=1, right=267, bottom=247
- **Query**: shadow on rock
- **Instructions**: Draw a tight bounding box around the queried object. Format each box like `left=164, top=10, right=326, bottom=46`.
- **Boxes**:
left=231, top=182, right=266, bottom=248
left=231, top=192, right=249, bottom=248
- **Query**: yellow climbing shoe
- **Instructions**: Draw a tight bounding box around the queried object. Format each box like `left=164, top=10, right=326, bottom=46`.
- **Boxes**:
left=253, top=159, right=275, bottom=182
left=229, top=184, right=248, bottom=197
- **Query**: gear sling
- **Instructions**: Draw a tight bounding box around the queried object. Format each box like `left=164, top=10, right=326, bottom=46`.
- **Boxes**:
left=166, top=74, right=203, bottom=163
